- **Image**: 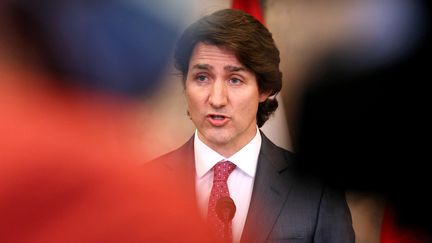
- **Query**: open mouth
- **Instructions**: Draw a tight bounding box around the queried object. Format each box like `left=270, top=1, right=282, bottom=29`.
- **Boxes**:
left=209, top=114, right=226, bottom=120
left=207, top=114, right=229, bottom=126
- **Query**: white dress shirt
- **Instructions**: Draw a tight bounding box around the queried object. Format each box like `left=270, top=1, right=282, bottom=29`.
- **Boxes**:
left=194, top=128, right=261, bottom=243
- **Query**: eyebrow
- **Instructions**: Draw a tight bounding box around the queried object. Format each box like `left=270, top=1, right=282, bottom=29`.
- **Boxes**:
left=191, top=64, right=212, bottom=71
left=190, top=64, right=246, bottom=72
left=225, top=65, right=246, bottom=72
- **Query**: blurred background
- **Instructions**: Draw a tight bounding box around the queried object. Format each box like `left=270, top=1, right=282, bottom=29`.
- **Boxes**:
left=2, top=0, right=429, bottom=242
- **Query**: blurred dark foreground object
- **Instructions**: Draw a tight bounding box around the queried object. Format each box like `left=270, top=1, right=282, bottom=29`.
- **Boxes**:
left=9, top=0, right=178, bottom=97
left=293, top=0, right=431, bottom=235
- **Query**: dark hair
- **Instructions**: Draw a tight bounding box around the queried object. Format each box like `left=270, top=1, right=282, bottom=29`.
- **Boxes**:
left=174, top=9, right=282, bottom=127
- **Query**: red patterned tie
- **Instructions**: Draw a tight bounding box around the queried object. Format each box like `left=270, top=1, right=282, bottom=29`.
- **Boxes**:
left=207, top=161, right=236, bottom=242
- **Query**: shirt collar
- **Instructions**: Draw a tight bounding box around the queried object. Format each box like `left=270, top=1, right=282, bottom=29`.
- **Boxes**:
left=194, top=127, right=262, bottom=178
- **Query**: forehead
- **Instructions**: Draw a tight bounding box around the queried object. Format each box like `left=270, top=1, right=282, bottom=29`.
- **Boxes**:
left=189, top=42, right=244, bottom=68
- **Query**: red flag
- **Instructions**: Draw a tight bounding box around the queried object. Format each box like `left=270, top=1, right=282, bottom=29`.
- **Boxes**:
left=231, top=0, right=264, bottom=25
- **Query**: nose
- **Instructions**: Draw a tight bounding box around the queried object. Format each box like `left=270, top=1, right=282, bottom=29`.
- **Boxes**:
left=208, top=80, right=228, bottom=108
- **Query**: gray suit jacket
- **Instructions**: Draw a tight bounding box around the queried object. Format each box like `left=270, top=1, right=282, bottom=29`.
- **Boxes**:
left=147, top=132, right=355, bottom=243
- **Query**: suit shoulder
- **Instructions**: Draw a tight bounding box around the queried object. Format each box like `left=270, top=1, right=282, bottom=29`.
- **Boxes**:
left=143, top=137, right=193, bottom=171
left=260, top=132, right=296, bottom=163
left=277, top=145, right=295, bottom=162
left=148, top=147, right=182, bottom=164
left=144, top=146, right=183, bottom=170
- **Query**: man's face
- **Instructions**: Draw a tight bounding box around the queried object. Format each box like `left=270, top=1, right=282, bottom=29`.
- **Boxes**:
left=185, top=42, right=270, bottom=157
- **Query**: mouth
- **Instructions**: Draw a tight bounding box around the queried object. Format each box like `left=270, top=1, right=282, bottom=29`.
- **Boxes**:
left=207, top=114, right=229, bottom=126
left=209, top=114, right=226, bottom=120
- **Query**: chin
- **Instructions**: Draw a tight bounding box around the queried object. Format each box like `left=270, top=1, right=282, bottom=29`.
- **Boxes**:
left=203, top=130, right=232, bottom=146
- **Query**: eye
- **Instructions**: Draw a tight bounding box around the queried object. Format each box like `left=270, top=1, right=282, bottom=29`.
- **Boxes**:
left=229, top=77, right=242, bottom=85
left=195, top=74, right=209, bottom=83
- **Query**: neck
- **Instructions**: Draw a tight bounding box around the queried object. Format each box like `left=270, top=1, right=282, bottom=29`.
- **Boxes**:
left=197, top=127, right=258, bottom=158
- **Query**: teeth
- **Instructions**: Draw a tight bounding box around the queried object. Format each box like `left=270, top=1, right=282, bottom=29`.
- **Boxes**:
left=212, top=115, right=224, bottom=120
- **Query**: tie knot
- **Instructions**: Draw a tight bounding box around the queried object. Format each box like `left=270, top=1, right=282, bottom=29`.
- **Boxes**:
left=213, top=161, right=236, bottom=182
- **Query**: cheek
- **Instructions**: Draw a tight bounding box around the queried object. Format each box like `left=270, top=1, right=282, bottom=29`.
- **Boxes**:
left=237, top=90, right=260, bottom=109
left=185, top=89, right=203, bottom=114
left=235, top=95, right=260, bottom=118
left=244, top=103, right=259, bottom=119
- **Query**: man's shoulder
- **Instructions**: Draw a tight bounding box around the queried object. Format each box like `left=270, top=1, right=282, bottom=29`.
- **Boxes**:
left=143, top=137, right=194, bottom=170
left=260, top=131, right=295, bottom=162
left=150, top=146, right=185, bottom=164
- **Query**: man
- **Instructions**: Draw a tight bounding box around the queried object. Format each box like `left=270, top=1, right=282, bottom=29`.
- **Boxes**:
left=148, top=9, right=354, bottom=243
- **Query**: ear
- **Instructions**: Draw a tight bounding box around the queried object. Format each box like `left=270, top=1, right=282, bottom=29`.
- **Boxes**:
left=259, top=90, right=272, bottom=102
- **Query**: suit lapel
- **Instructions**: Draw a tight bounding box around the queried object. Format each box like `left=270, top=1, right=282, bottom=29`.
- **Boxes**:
left=240, top=132, right=294, bottom=243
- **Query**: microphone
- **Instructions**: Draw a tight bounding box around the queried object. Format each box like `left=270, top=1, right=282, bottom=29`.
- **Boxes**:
left=216, top=197, right=236, bottom=242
